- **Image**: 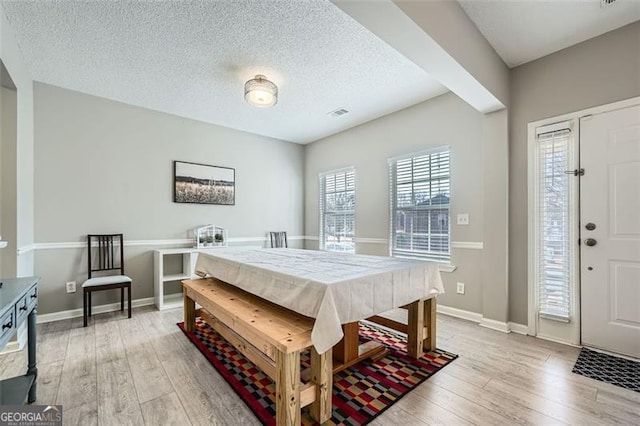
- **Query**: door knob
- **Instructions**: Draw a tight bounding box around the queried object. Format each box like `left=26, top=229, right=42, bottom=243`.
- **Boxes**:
left=584, top=238, right=597, bottom=247
left=585, top=223, right=596, bottom=231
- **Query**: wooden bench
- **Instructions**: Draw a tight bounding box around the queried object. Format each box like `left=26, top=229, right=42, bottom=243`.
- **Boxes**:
left=182, top=278, right=332, bottom=426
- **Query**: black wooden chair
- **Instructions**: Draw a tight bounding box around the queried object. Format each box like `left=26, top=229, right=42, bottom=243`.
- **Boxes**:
left=82, top=234, right=132, bottom=327
left=269, top=231, right=288, bottom=248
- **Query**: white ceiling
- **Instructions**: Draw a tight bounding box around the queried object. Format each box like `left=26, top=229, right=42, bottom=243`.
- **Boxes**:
left=3, top=1, right=638, bottom=143
left=459, top=0, right=640, bottom=68
left=0, top=0, right=448, bottom=144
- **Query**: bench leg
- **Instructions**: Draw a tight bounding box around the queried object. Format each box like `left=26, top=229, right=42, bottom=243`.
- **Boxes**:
left=276, top=351, right=301, bottom=426
left=310, top=347, right=332, bottom=423
left=424, top=297, right=437, bottom=352
left=184, top=293, right=196, bottom=332
left=407, top=299, right=425, bottom=358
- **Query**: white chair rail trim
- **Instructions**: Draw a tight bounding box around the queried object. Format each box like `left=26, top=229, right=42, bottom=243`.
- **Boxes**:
left=20, top=237, right=483, bottom=254
left=20, top=236, right=311, bottom=252
left=451, top=241, right=484, bottom=250
left=16, top=244, right=36, bottom=255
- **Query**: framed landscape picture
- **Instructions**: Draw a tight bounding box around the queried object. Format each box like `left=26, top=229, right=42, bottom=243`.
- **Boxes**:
left=173, top=161, right=235, bottom=205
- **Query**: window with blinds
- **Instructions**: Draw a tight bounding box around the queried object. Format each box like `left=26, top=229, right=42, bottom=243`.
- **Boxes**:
left=535, top=124, right=575, bottom=321
left=389, top=147, right=451, bottom=261
left=319, top=168, right=355, bottom=253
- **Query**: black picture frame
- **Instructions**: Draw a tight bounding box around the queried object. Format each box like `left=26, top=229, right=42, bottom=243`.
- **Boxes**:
left=173, top=160, right=235, bottom=205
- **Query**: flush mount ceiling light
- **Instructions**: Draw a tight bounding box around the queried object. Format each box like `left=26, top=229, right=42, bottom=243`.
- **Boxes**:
left=244, top=74, right=278, bottom=108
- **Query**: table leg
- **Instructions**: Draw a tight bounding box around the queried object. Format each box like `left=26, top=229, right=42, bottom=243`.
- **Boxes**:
left=310, top=347, right=332, bottom=423
left=407, top=299, right=425, bottom=358
left=333, top=322, right=359, bottom=364
left=184, top=293, right=196, bottom=332
left=424, top=297, right=437, bottom=352
left=276, top=351, right=301, bottom=426
left=27, top=308, right=38, bottom=403
left=333, top=322, right=386, bottom=373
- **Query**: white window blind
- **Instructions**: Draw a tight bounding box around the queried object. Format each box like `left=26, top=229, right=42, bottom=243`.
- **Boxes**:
left=319, top=168, right=355, bottom=253
left=389, top=147, right=451, bottom=261
left=536, top=126, right=574, bottom=321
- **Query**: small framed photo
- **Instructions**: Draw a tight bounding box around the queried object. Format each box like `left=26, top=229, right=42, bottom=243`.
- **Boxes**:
left=173, top=161, right=235, bottom=205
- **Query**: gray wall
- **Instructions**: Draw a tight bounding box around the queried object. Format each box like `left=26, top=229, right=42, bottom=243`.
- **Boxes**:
left=509, top=21, right=640, bottom=324
left=1, top=86, right=17, bottom=277
left=305, top=93, right=509, bottom=319
left=0, top=6, right=35, bottom=277
left=34, top=83, right=304, bottom=314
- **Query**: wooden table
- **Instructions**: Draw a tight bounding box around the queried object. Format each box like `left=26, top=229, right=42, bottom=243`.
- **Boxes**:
left=193, top=248, right=443, bottom=356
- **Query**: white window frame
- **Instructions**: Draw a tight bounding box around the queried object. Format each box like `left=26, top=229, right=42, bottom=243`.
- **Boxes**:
left=533, top=122, right=578, bottom=321
left=318, top=167, right=356, bottom=253
left=388, top=146, right=451, bottom=262
left=529, top=118, right=580, bottom=345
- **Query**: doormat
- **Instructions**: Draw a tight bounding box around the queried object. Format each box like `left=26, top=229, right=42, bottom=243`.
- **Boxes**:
left=178, top=318, right=457, bottom=425
left=572, top=347, right=639, bottom=392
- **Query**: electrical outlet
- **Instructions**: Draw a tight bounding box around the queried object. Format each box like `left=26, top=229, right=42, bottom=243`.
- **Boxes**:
left=66, top=281, right=76, bottom=293
left=456, top=282, right=465, bottom=295
left=457, top=213, right=469, bottom=225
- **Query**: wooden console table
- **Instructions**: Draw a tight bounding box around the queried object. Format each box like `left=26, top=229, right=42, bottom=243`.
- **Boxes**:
left=0, top=276, right=38, bottom=404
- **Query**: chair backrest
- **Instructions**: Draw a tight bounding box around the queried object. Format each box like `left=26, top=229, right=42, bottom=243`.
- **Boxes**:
left=269, top=231, right=288, bottom=248
left=88, top=234, right=125, bottom=278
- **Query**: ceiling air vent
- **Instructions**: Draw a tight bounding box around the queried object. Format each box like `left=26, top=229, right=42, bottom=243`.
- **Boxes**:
left=601, top=0, right=618, bottom=7
left=328, top=108, right=349, bottom=118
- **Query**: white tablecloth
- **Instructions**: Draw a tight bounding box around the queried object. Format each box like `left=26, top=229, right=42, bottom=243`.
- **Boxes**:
left=194, top=248, right=444, bottom=353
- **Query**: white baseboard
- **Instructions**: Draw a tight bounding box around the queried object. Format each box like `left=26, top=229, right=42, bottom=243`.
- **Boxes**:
left=36, top=297, right=155, bottom=324
left=0, top=323, right=27, bottom=354
left=438, top=304, right=528, bottom=335
left=508, top=322, right=529, bottom=335
left=437, top=305, right=483, bottom=323
left=33, top=297, right=532, bottom=339
left=479, top=317, right=511, bottom=333
left=1, top=340, right=22, bottom=354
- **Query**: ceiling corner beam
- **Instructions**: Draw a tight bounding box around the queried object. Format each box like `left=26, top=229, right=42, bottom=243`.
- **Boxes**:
left=331, top=0, right=505, bottom=113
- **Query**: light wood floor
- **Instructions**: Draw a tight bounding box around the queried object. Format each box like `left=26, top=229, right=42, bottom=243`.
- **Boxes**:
left=1, top=306, right=638, bottom=425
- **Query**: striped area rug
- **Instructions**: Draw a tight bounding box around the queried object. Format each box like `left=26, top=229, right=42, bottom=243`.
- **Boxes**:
left=178, top=318, right=457, bottom=425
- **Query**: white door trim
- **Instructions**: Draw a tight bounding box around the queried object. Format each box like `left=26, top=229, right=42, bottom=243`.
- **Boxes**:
left=527, top=96, right=640, bottom=342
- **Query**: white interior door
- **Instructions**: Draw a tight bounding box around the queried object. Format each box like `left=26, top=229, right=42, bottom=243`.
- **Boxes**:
left=580, top=105, right=640, bottom=358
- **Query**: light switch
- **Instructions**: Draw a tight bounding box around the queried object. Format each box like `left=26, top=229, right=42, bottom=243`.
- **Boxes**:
left=457, top=213, right=469, bottom=225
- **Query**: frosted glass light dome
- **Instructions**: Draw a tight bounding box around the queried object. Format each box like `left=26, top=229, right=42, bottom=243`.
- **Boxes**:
left=244, top=75, right=278, bottom=108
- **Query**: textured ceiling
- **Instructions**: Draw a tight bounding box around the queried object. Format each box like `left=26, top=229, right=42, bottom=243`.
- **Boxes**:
left=459, top=0, right=640, bottom=68
left=0, top=0, right=448, bottom=144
